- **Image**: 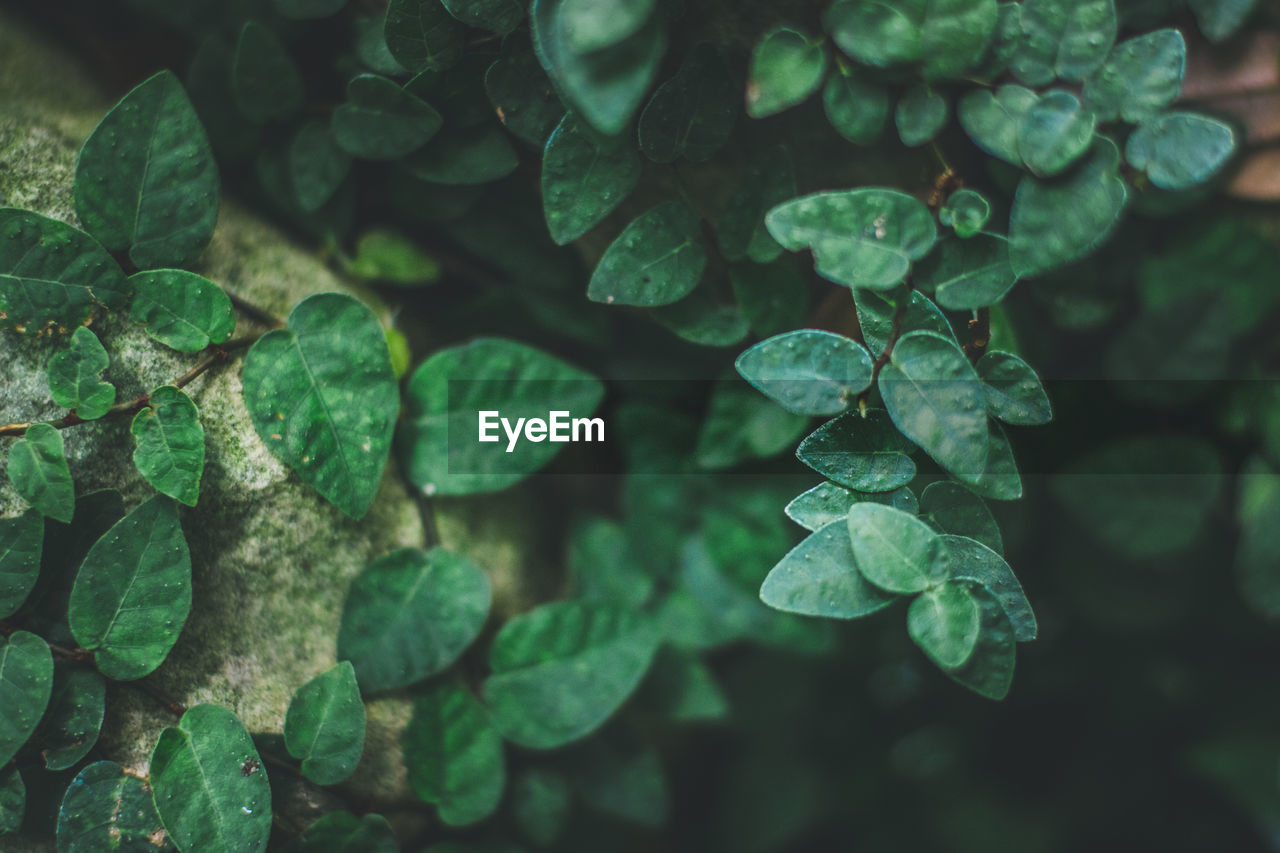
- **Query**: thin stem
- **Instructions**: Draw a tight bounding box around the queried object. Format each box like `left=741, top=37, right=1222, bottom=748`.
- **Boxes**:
left=857, top=294, right=910, bottom=411
left=227, top=292, right=286, bottom=329
left=964, top=307, right=991, bottom=363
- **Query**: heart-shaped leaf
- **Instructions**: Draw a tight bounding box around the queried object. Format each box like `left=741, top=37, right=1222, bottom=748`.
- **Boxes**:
left=386, top=0, right=465, bottom=73
left=824, top=0, right=998, bottom=80
left=939, top=189, right=991, bottom=238
left=761, top=519, right=898, bottom=618
left=130, top=386, right=205, bottom=507
left=847, top=502, right=952, bottom=594
left=46, top=327, right=114, bottom=420
left=735, top=329, right=873, bottom=415
left=823, top=67, right=890, bottom=145
left=284, top=661, right=366, bottom=785
left=129, top=269, right=236, bottom=353
left=588, top=201, right=707, bottom=306
left=895, top=84, right=948, bottom=147
left=405, top=679, right=506, bottom=826
left=0, top=631, right=53, bottom=767
left=1082, top=29, right=1185, bottom=123
left=745, top=27, right=828, bottom=118
left=1017, top=90, right=1096, bottom=177
left=1125, top=112, right=1235, bottom=191
left=8, top=424, right=75, bottom=524
left=55, top=761, right=170, bottom=853
left=542, top=115, right=642, bottom=245
left=39, top=666, right=106, bottom=771
left=796, top=410, right=917, bottom=492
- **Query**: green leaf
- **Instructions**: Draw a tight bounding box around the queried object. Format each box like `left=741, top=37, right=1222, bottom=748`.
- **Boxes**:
left=639, top=44, right=737, bottom=163
left=386, top=0, right=465, bottom=72
left=760, top=519, right=897, bottom=619
left=745, top=27, right=828, bottom=118
left=917, top=235, right=1017, bottom=309
left=908, top=581, right=980, bottom=668
left=406, top=679, right=506, bottom=826
left=879, top=330, right=989, bottom=478
left=337, top=547, right=489, bottom=692
left=512, top=768, right=572, bottom=847
left=1187, top=0, right=1255, bottom=42
left=332, top=74, right=442, bottom=162
left=693, top=383, right=809, bottom=470
left=637, top=649, right=729, bottom=722
left=1017, top=90, right=1096, bottom=178
left=569, top=517, right=654, bottom=607
left=285, top=812, right=397, bottom=853
left=400, top=337, right=604, bottom=495
left=68, top=495, right=191, bottom=680
left=484, top=601, right=659, bottom=748
left=150, top=704, right=271, bottom=853
left=130, top=386, right=205, bottom=507
left=559, top=0, right=656, bottom=52
left=567, top=733, right=668, bottom=827
left=530, top=0, right=666, bottom=136
left=1082, top=29, right=1185, bottom=122
left=857, top=287, right=956, bottom=353
left=274, top=0, right=347, bottom=19
left=1125, top=112, right=1235, bottom=191
left=652, top=284, right=750, bottom=348
left=717, top=145, right=796, bottom=263
left=242, top=293, right=399, bottom=519
left=0, top=765, right=21, bottom=836
left=39, top=666, right=106, bottom=771
left=939, top=189, right=991, bottom=239
left=232, top=22, right=304, bottom=123
left=56, top=761, right=170, bottom=853
left=0, top=631, right=53, bottom=767
left=957, top=84, right=1038, bottom=166
left=1009, top=137, right=1127, bottom=278
left=796, top=410, right=917, bottom=492
left=920, top=481, right=1002, bottom=554
left=824, top=0, right=998, bottom=80
left=0, top=511, right=42, bottom=619
left=729, top=260, right=809, bottom=337
left=895, top=85, right=948, bottom=147
left=484, top=37, right=566, bottom=147
left=284, top=661, right=366, bottom=785
left=847, top=502, right=951, bottom=594
left=1236, top=457, right=1280, bottom=620
left=46, top=327, right=114, bottom=420
left=940, top=582, right=1015, bottom=699
left=588, top=201, right=707, bottom=306
left=942, top=534, right=1036, bottom=640
left=823, top=66, right=890, bottom=145
left=542, top=115, right=642, bottom=245
left=8, top=424, right=75, bottom=524
left=348, top=229, right=441, bottom=285
left=1011, top=0, right=1117, bottom=86
left=766, top=189, right=937, bottom=291
left=129, top=269, right=236, bottom=353
left=74, top=70, right=218, bottom=269
left=441, top=0, right=523, bottom=34
left=958, top=420, right=1023, bottom=501
left=0, top=209, right=128, bottom=336
left=404, top=122, right=520, bottom=185
left=976, top=350, right=1052, bottom=425
left=972, top=1, right=1022, bottom=80
left=786, top=482, right=918, bottom=532
left=735, top=329, right=873, bottom=416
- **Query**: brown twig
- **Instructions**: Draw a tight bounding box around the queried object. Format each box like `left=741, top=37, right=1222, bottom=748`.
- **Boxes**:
left=857, top=295, right=910, bottom=412
left=964, top=307, right=990, bottom=363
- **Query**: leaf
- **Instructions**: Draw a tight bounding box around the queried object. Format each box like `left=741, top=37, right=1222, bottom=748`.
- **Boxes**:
left=917, top=235, right=1017, bottom=310
left=895, top=85, right=948, bottom=147
left=639, top=44, right=738, bottom=163
left=942, top=534, right=1036, bottom=640
left=39, top=666, right=106, bottom=771
left=693, top=383, right=809, bottom=470
left=652, top=285, right=750, bottom=348
left=735, top=329, right=873, bottom=416
left=857, top=287, right=956, bottom=353
left=274, top=0, right=347, bottom=19
left=1125, top=112, right=1236, bottom=191
left=385, top=0, right=465, bottom=72
left=512, top=768, right=572, bottom=847
left=404, top=122, right=520, bottom=185
left=0, top=511, right=42, bottom=619
left=824, top=0, right=998, bottom=80
left=0, top=209, right=128, bottom=336
left=1017, top=90, right=1097, bottom=178
left=957, top=84, right=1038, bottom=166
left=767, top=189, right=937, bottom=291
left=760, top=519, right=897, bottom=618
left=1082, top=29, right=1185, bottom=123
left=73, top=70, right=218, bottom=269
left=129, top=269, right=236, bottom=353
left=588, top=201, right=707, bottom=306
left=878, top=330, right=989, bottom=478
left=786, top=482, right=918, bottom=532
left=1009, top=137, right=1127, bottom=278
left=542, top=115, right=642, bottom=245
left=285, top=812, right=397, bottom=853
left=405, top=679, right=506, bottom=826
left=332, top=74, right=443, bottom=161
left=45, top=326, right=114, bottom=421
left=7, top=424, right=74, bottom=524
left=337, top=547, right=489, bottom=692
left=242, top=293, right=399, bottom=519
left=637, top=649, right=729, bottom=722
left=976, top=350, right=1052, bottom=425
left=941, top=582, right=1015, bottom=699
left=484, top=37, right=566, bottom=147
left=1011, top=0, right=1117, bottom=86
left=232, top=21, right=304, bottom=123
left=908, top=581, right=980, bottom=668
left=729, top=260, right=809, bottom=337
left=441, top=0, right=523, bottom=34
left=559, top=0, right=656, bottom=52
left=1236, top=457, right=1280, bottom=619
left=920, top=481, right=1002, bottom=554
left=939, top=189, right=991, bottom=238
left=847, top=503, right=952, bottom=594
left=796, top=410, right=917, bottom=492
left=68, top=495, right=191, bottom=680
left=958, top=420, right=1023, bottom=501
left=348, top=229, right=441, bottom=285
left=129, top=386, right=205, bottom=507
left=484, top=601, right=659, bottom=748
left=56, top=761, right=171, bottom=853
left=745, top=27, right=828, bottom=118
left=399, top=338, right=604, bottom=495
left=0, top=765, right=21, bottom=836
left=823, top=66, right=890, bottom=145
left=284, top=662, right=366, bottom=785
left=530, top=0, right=666, bottom=136
left=0, top=631, right=53, bottom=767
left=569, top=517, right=653, bottom=607
left=567, top=733, right=668, bottom=827
left=717, top=145, right=796, bottom=263
left=1187, top=0, right=1255, bottom=42
left=150, top=704, right=271, bottom=853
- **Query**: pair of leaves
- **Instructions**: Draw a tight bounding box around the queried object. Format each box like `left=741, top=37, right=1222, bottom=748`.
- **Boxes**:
left=824, top=0, right=999, bottom=80
left=959, top=85, right=1095, bottom=178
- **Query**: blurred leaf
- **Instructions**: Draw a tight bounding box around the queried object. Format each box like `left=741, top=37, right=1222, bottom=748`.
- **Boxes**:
left=46, top=327, right=114, bottom=420
left=1125, top=111, right=1235, bottom=190
left=0, top=631, right=52, bottom=767
left=729, top=260, right=809, bottom=337
left=895, top=85, right=947, bottom=147
left=131, top=386, right=205, bottom=507
left=512, top=768, right=571, bottom=847
left=284, top=662, right=366, bottom=785
left=761, top=518, right=897, bottom=618
left=56, top=761, right=172, bottom=852
left=129, top=269, right=236, bottom=353
left=332, top=74, right=443, bottom=161
left=1082, top=28, right=1185, bottom=122
left=567, top=733, right=668, bottom=827
left=406, top=679, right=506, bottom=826
left=745, top=27, right=828, bottom=118
left=441, top=0, right=523, bottom=34
left=1011, top=0, right=1117, bottom=85
left=568, top=517, right=653, bottom=606
left=274, top=0, right=347, bottom=19
left=735, top=329, right=872, bottom=416
left=848, top=502, right=951, bottom=593
left=0, top=510, right=42, bottom=619
left=39, top=666, right=106, bottom=771
left=385, top=0, right=465, bottom=73
left=485, top=37, right=565, bottom=146
left=694, top=382, right=809, bottom=470
left=717, top=145, right=796, bottom=263
left=1236, top=456, right=1280, bottom=619
left=348, top=229, right=441, bottom=284
left=639, top=44, right=737, bottom=163
left=588, top=201, right=707, bottom=306
left=796, top=410, right=916, bottom=492
left=823, top=66, right=890, bottom=145
left=404, top=122, right=519, bottom=184
left=542, top=115, right=642, bottom=246
left=919, top=235, right=1018, bottom=310
left=284, top=812, right=397, bottom=852
left=559, top=0, right=656, bottom=52
left=652, top=284, right=751, bottom=348
left=8, top=424, right=75, bottom=524
left=637, top=649, right=729, bottom=722
left=824, top=0, right=998, bottom=79
left=1186, top=0, right=1255, bottom=42
left=232, top=22, right=304, bottom=123
left=0, top=766, right=21, bottom=836
left=958, top=84, right=1037, bottom=166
